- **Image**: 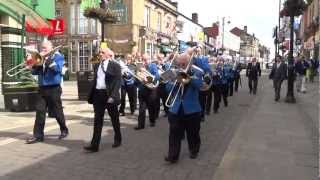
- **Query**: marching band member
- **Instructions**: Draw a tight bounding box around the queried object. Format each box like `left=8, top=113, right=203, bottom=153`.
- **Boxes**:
left=119, top=54, right=137, bottom=116
left=246, top=57, right=261, bottom=94
left=165, top=53, right=203, bottom=163
left=135, top=54, right=160, bottom=130
left=193, top=46, right=213, bottom=120
left=233, top=59, right=242, bottom=92
left=212, top=59, right=223, bottom=113
left=157, top=53, right=170, bottom=117
left=224, top=59, right=235, bottom=96
left=84, top=47, right=122, bottom=152
left=26, top=40, right=68, bottom=144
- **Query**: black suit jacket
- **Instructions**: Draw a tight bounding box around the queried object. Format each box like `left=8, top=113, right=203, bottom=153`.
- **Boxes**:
left=246, top=62, right=261, bottom=79
left=88, top=60, right=121, bottom=105
left=269, top=62, right=287, bottom=81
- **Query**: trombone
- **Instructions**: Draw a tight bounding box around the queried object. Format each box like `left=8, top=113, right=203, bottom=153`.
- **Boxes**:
left=165, top=51, right=197, bottom=108
left=6, top=45, right=62, bottom=77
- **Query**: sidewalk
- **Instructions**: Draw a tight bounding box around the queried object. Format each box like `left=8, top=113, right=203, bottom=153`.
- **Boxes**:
left=213, top=78, right=318, bottom=180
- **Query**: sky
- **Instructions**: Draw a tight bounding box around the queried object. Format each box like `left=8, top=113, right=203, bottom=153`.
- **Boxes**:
left=175, top=0, right=280, bottom=56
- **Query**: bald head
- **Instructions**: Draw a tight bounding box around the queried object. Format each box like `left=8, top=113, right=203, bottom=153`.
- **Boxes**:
left=176, top=53, right=191, bottom=69
left=41, top=40, right=53, bottom=55
left=99, top=47, right=114, bottom=60
left=142, top=53, right=150, bottom=64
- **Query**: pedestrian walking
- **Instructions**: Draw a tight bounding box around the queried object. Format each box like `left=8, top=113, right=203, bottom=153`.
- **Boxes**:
left=246, top=58, right=261, bottom=95
left=269, top=55, right=287, bottom=101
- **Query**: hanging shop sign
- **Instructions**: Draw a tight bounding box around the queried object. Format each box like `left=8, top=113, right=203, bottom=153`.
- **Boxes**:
left=109, top=0, right=128, bottom=24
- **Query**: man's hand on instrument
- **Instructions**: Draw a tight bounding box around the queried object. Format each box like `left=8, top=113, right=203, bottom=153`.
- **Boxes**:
left=45, top=59, right=57, bottom=69
left=107, top=97, right=114, bottom=104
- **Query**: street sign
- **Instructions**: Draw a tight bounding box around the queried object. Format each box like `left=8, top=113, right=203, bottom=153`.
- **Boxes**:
left=109, top=0, right=128, bottom=24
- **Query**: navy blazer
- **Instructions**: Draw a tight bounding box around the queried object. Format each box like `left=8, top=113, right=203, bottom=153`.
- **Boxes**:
left=166, top=71, right=203, bottom=115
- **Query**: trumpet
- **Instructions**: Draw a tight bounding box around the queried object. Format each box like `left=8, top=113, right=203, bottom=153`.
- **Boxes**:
left=6, top=45, right=62, bottom=77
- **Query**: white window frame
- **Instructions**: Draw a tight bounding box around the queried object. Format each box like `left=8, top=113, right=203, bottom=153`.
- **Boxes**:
left=78, top=4, right=89, bottom=34
left=144, top=6, right=150, bottom=28
left=79, top=41, right=90, bottom=71
left=70, top=4, right=76, bottom=34
left=157, top=12, right=162, bottom=32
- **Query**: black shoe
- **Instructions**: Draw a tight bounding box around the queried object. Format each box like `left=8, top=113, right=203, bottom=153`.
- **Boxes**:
left=164, top=156, right=178, bottom=164
left=120, top=112, right=125, bottom=116
left=58, top=130, right=69, bottom=139
left=112, top=141, right=121, bottom=148
left=130, top=111, right=135, bottom=115
left=134, top=126, right=144, bottom=130
left=150, top=122, right=155, bottom=127
left=189, top=152, right=198, bottom=159
left=26, top=137, right=44, bottom=144
left=200, top=117, right=205, bottom=122
left=83, top=145, right=99, bottom=153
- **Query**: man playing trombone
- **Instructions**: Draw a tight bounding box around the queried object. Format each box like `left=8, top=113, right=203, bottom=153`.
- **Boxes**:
left=164, top=51, right=203, bottom=163
left=26, top=40, right=69, bottom=144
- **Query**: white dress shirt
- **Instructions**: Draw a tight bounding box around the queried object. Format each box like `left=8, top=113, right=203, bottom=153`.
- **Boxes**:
left=96, top=59, right=109, bottom=89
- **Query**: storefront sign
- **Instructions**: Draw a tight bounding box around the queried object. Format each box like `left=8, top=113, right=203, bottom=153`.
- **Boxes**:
left=109, top=0, right=128, bottom=24
left=48, top=19, right=65, bottom=35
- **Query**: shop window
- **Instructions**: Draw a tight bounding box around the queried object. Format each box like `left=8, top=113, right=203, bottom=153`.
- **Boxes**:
left=79, top=42, right=90, bottom=71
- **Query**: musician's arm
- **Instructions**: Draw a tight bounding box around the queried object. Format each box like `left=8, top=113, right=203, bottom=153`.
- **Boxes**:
left=47, top=54, right=64, bottom=74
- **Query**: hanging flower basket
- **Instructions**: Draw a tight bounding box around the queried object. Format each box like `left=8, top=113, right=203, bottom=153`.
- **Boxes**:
left=84, top=7, right=117, bottom=23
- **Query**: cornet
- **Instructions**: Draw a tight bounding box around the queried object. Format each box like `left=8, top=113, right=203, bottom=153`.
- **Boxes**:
left=6, top=45, right=62, bottom=77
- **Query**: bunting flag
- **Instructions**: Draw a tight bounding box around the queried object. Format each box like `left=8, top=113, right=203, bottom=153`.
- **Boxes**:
left=80, top=0, right=101, bottom=10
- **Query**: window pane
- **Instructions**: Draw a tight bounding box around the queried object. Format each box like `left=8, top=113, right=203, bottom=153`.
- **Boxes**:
left=78, top=4, right=88, bottom=34
left=79, top=42, right=89, bottom=71
left=70, top=4, right=76, bottom=34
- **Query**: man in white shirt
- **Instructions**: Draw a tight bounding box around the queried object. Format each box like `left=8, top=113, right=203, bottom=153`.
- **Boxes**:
left=84, top=47, right=122, bottom=152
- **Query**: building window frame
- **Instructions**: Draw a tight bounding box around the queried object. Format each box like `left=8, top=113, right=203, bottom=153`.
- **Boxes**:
left=157, top=12, right=162, bottom=32
left=79, top=41, right=90, bottom=71
left=78, top=4, right=89, bottom=34
left=70, top=3, right=76, bottom=34
left=144, top=6, right=150, bottom=28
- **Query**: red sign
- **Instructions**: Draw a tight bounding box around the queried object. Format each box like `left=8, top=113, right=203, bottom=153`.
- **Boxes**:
left=26, top=18, right=65, bottom=36
left=48, top=19, right=65, bottom=35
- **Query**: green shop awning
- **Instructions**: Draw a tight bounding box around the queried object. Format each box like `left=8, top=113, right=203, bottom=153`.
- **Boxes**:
left=0, top=0, right=51, bottom=30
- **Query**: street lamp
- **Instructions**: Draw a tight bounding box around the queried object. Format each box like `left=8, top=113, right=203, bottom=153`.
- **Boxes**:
left=100, top=0, right=107, bottom=42
left=281, top=0, right=306, bottom=103
left=221, top=17, right=231, bottom=54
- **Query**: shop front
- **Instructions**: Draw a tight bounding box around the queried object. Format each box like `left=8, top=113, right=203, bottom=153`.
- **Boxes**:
left=0, top=0, right=54, bottom=111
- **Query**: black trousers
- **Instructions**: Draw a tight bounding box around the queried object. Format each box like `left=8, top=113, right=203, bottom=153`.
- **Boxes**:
left=248, top=77, right=258, bottom=94
left=221, top=84, right=229, bottom=106
left=137, top=88, right=159, bottom=128
left=199, top=89, right=212, bottom=116
left=119, top=84, right=137, bottom=114
left=167, top=111, right=201, bottom=160
left=273, top=79, right=283, bottom=100
left=228, top=79, right=234, bottom=96
left=33, top=86, right=68, bottom=139
left=234, top=75, right=240, bottom=92
left=91, top=90, right=121, bottom=148
left=212, top=85, right=221, bottom=112
left=158, top=84, right=169, bottom=115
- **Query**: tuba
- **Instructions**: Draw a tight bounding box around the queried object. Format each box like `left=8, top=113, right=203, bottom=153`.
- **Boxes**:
left=6, top=45, right=62, bottom=77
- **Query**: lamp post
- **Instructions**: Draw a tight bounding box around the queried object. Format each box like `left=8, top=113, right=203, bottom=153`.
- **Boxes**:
left=282, top=0, right=306, bottom=103
left=221, top=17, right=230, bottom=54
left=100, top=0, right=107, bottom=42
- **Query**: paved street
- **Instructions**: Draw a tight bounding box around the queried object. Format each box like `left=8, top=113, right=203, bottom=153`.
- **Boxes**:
left=0, top=75, right=318, bottom=180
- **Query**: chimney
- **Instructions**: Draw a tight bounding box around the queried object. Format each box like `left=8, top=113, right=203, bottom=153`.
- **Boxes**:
left=192, top=13, right=198, bottom=24
left=171, top=1, right=178, bottom=7
left=244, top=26, right=247, bottom=33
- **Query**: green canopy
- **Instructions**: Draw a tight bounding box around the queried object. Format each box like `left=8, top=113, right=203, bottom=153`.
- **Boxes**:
left=80, top=0, right=101, bottom=10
